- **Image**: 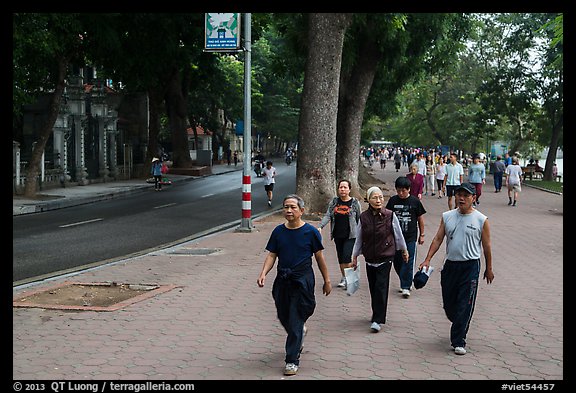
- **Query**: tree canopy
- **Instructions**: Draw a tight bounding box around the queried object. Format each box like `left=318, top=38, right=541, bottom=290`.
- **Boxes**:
left=13, top=12, right=562, bottom=195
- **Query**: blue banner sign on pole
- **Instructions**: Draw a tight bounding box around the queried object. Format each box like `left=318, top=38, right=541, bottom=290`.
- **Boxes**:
left=205, top=13, right=241, bottom=51
left=235, top=120, right=244, bottom=136
left=439, top=145, right=451, bottom=157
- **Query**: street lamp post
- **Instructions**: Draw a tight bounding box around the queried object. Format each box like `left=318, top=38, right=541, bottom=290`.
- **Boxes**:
left=238, top=13, right=254, bottom=231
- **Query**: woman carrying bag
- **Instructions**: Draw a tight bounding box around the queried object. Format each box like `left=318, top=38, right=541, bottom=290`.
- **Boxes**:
left=318, top=180, right=362, bottom=289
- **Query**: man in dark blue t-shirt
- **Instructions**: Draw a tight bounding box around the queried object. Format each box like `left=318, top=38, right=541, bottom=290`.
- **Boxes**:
left=257, top=194, right=332, bottom=376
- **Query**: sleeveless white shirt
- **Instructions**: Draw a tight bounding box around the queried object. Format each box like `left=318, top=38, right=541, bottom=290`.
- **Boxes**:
left=442, top=209, right=487, bottom=261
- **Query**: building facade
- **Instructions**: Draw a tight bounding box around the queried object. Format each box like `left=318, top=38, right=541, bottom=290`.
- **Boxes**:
left=14, top=66, right=148, bottom=193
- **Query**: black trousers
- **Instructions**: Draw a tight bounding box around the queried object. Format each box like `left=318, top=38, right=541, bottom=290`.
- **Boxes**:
left=153, top=175, right=162, bottom=189
left=272, top=260, right=316, bottom=365
left=440, top=259, right=480, bottom=348
left=365, top=260, right=393, bottom=324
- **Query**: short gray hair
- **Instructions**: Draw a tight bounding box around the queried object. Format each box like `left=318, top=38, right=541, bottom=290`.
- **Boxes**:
left=283, top=194, right=305, bottom=209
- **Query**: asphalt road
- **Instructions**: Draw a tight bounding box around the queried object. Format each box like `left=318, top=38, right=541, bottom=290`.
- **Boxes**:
left=13, top=165, right=296, bottom=284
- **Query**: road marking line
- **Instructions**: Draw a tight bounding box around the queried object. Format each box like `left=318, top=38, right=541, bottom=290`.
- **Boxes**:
left=59, top=218, right=103, bottom=228
left=201, top=193, right=214, bottom=198
left=154, top=203, right=177, bottom=209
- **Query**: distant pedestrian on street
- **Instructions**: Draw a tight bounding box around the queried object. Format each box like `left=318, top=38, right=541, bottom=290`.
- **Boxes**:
left=419, top=182, right=494, bottom=356
left=425, top=154, right=436, bottom=196
left=226, top=148, right=232, bottom=166
left=386, top=176, right=426, bottom=299
left=352, top=187, right=409, bottom=333
left=504, top=152, right=512, bottom=167
left=435, top=156, right=447, bottom=198
left=443, top=153, right=464, bottom=210
left=406, top=163, right=424, bottom=200
left=257, top=194, right=332, bottom=376
left=415, top=153, right=427, bottom=178
left=492, top=155, right=506, bottom=193
left=233, top=150, right=238, bottom=167
left=467, top=154, right=486, bottom=205
left=253, top=150, right=266, bottom=177
left=151, top=157, right=163, bottom=191
left=380, top=151, right=387, bottom=169
left=394, top=150, right=402, bottom=172
left=318, top=179, right=362, bottom=290
left=552, top=162, right=558, bottom=180
left=263, top=161, right=276, bottom=207
left=505, top=157, right=523, bottom=207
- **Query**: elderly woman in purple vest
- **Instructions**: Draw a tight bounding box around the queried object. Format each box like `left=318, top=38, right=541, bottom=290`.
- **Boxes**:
left=352, top=186, right=409, bottom=333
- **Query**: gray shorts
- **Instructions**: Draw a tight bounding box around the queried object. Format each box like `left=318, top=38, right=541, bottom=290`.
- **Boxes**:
left=508, top=183, right=521, bottom=192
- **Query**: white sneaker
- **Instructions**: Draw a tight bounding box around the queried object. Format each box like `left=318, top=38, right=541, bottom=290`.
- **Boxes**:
left=268, top=200, right=272, bottom=207
left=454, top=346, right=467, bottom=355
left=402, top=289, right=411, bottom=298
left=284, top=363, right=298, bottom=376
left=370, top=322, right=381, bottom=332
left=337, top=277, right=346, bottom=287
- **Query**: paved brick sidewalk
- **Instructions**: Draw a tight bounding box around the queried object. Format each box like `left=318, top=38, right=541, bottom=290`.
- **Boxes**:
left=13, top=161, right=563, bottom=382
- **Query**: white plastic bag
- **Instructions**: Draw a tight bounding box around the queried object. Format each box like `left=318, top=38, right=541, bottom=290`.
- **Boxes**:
left=344, top=265, right=360, bottom=296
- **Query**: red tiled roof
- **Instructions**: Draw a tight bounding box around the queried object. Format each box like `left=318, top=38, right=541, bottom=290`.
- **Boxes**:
left=187, top=125, right=212, bottom=136
left=83, top=84, right=117, bottom=94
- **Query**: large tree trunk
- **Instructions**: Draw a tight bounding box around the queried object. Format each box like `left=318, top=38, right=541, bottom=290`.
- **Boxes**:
left=543, top=116, right=562, bottom=181
left=297, top=13, right=352, bottom=215
left=336, top=32, right=382, bottom=198
left=424, top=84, right=444, bottom=143
left=146, top=87, right=164, bottom=168
left=542, top=71, right=563, bottom=181
left=187, top=116, right=200, bottom=157
left=165, top=67, right=193, bottom=168
left=23, top=57, right=68, bottom=197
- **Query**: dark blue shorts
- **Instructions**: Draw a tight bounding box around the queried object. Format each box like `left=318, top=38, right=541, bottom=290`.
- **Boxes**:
left=446, top=185, right=458, bottom=197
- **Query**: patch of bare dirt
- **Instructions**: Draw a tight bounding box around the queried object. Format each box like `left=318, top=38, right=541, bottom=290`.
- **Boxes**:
left=14, top=282, right=157, bottom=308
left=255, top=211, right=285, bottom=223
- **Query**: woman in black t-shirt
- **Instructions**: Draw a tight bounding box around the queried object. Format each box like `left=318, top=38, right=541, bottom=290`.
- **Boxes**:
left=318, top=180, right=362, bottom=289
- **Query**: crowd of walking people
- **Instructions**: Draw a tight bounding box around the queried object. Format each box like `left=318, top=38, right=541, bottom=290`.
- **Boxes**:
left=361, top=145, right=523, bottom=208
left=258, top=144, right=535, bottom=376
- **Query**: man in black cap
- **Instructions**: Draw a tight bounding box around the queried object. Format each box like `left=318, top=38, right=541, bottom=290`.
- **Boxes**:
left=418, top=182, right=494, bottom=356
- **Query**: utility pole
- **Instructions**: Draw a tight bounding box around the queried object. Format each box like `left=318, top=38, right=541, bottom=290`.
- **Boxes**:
left=238, top=13, right=254, bottom=231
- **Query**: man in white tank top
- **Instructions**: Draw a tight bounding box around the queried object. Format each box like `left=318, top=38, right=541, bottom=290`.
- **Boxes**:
left=419, top=182, right=494, bottom=356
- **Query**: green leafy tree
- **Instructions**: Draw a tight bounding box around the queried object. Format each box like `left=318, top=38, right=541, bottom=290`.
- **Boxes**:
left=474, top=14, right=548, bottom=154
left=84, top=13, right=222, bottom=168
left=297, top=13, right=353, bottom=214
left=381, top=12, right=562, bottom=172
left=385, top=51, right=490, bottom=153
left=13, top=13, right=86, bottom=197
left=535, top=14, right=563, bottom=180
left=251, top=26, right=301, bottom=153
left=336, top=13, right=471, bottom=192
